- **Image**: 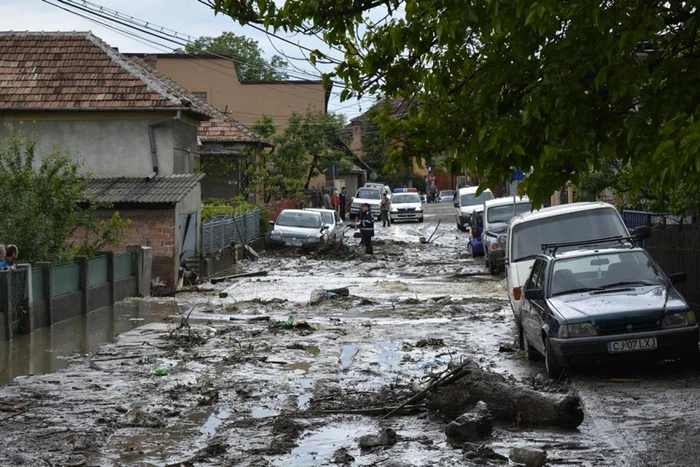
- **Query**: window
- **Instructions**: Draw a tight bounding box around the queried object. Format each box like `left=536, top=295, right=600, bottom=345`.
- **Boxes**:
left=487, top=202, right=533, bottom=223
left=276, top=212, right=322, bottom=228
left=527, top=259, right=546, bottom=291
left=357, top=188, right=381, bottom=199
left=460, top=191, right=494, bottom=206
left=192, top=91, right=208, bottom=102
left=391, top=193, right=421, bottom=203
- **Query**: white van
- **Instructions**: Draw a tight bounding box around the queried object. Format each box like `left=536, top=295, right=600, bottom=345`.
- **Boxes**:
left=506, top=202, right=632, bottom=322
left=454, top=186, right=494, bottom=231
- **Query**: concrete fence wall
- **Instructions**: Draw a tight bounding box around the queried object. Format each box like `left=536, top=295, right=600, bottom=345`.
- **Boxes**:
left=0, top=246, right=152, bottom=341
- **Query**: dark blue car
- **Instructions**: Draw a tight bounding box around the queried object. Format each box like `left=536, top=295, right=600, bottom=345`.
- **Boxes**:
left=518, top=242, right=696, bottom=378
left=467, top=207, right=484, bottom=257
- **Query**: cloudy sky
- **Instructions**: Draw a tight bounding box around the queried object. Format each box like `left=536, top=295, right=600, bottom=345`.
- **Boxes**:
left=0, top=0, right=375, bottom=120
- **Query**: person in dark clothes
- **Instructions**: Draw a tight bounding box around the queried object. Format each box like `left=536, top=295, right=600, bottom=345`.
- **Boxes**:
left=380, top=193, right=391, bottom=227
left=356, top=203, right=375, bottom=254
left=339, top=186, right=347, bottom=220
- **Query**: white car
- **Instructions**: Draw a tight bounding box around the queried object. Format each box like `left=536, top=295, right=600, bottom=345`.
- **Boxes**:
left=454, top=186, right=494, bottom=231
left=506, top=202, right=634, bottom=330
left=350, top=187, right=382, bottom=220
left=438, top=190, right=455, bottom=203
left=268, top=209, right=329, bottom=250
left=364, top=182, right=392, bottom=199
left=389, top=192, right=424, bottom=223
left=482, top=196, right=533, bottom=275
left=306, top=208, right=345, bottom=242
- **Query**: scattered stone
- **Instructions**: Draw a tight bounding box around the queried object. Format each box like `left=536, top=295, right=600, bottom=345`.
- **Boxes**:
left=509, top=447, right=547, bottom=467
left=416, top=338, right=445, bottom=348
left=114, top=406, right=128, bottom=414
left=331, top=447, right=355, bottom=464
left=219, top=292, right=229, bottom=298
left=300, top=256, right=308, bottom=262
left=499, top=344, right=516, bottom=353
left=463, top=443, right=508, bottom=462
left=445, top=401, right=493, bottom=444
left=358, top=428, right=397, bottom=449
left=118, top=408, right=164, bottom=428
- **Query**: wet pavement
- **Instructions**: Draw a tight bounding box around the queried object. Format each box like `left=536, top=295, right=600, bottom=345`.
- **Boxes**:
left=1, top=202, right=699, bottom=466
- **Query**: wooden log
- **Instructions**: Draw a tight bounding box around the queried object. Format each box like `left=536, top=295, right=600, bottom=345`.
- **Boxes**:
left=210, top=270, right=268, bottom=284
left=425, top=360, right=584, bottom=429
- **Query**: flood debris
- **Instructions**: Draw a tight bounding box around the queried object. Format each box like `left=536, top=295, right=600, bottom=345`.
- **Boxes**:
left=510, top=447, right=548, bottom=467
left=118, top=408, right=165, bottom=428
left=310, top=287, right=351, bottom=304
left=445, top=401, right=493, bottom=444
left=463, top=443, right=508, bottom=463
left=331, top=447, right=355, bottom=464
left=415, top=338, right=445, bottom=348
left=426, top=360, right=584, bottom=429
left=358, top=427, right=397, bottom=450
left=210, top=270, right=268, bottom=284
left=273, top=316, right=324, bottom=332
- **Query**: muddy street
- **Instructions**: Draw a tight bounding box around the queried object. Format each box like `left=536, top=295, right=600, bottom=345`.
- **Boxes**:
left=1, top=203, right=699, bottom=466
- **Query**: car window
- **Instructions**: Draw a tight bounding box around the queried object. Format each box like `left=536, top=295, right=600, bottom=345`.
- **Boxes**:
left=357, top=188, right=381, bottom=199
left=440, top=190, right=455, bottom=197
left=276, top=212, right=322, bottom=228
left=392, top=193, right=421, bottom=203
left=511, top=208, right=628, bottom=262
left=550, top=251, right=665, bottom=296
left=320, top=212, right=334, bottom=225
left=460, top=191, right=494, bottom=206
left=526, top=259, right=545, bottom=291
left=487, top=202, right=532, bottom=223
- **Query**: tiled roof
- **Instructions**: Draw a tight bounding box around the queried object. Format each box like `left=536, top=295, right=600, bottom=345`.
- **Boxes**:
left=345, top=98, right=411, bottom=127
left=87, top=174, right=204, bottom=204
left=128, top=55, right=272, bottom=145
left=0, top=31, right=203, bottom=115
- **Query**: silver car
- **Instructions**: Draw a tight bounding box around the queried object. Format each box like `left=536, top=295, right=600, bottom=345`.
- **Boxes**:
left=268, top=209, right=329, bottom=250
left=306, top=208, right=345, bottom=242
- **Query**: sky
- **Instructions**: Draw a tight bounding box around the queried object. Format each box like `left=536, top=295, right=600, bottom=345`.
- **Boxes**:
left=0, top=0, right=376, bottom=121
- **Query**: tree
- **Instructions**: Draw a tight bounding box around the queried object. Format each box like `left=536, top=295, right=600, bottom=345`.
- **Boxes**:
left=178, top=32, right=289, bottom=81
left=209, top=0, right=700, bottom=208
left=0, top=126, right=131, bottom=264
left=274, top=109, right=351, bottom=190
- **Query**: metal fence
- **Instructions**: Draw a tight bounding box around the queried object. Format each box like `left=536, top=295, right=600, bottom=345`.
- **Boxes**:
left=202, top=207, right=262, bottom=256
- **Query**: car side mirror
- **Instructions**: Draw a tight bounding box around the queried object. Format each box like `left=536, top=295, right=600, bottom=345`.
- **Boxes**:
left=632, top=225, right=651, bottom=241
left=453, top=200, right=459, bottom=207
left=668, top=272, right=687, bottom=285
left=268, top=220, right=275, bottom=226
left=524, top=288, right=544, bottom=300
left=321, top=225, right=329, bottom=231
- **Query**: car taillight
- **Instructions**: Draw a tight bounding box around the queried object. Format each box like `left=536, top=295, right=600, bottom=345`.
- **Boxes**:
left=513, top=287, right=522, bottom=301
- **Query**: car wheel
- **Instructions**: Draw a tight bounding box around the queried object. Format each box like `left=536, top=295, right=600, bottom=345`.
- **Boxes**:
left=488, top=259, right=498, bottom=276
left=544, top=337, right=565, bottom=379
left=418, top=217, right=424, bottom=223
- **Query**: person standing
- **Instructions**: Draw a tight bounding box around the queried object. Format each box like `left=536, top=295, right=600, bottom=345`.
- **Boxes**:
left=380, top=193, right=391, bottom=227
left=429, top=183, right=437, bottom=203
left=331, top=189, right=340, bottom=212
left=357, top=203, right=375, bottom=254
left=0, top=245, right=18, bottom=271
left=339, top=187, right=347, bottom=219
left=322, top=188, right=332, bottom=209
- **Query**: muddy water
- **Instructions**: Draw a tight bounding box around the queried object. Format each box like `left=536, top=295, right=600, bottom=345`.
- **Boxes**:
left=0, top=300, right=176, bottom=384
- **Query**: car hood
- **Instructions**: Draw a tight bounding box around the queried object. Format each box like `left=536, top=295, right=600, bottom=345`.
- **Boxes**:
left=353, top=198, right=381, bottom=205
left=548, top=286, right=687, bottom=323
left=484, top=222, right=508, bottom=236
left=274, top=225, right=323, bottom=238
left=392, top=202, right=422, bottom=209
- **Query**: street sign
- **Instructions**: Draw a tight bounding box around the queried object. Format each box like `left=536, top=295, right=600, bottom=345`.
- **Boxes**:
left=513, top=168, right=525, bottom=181
left=328, top=163, right=340, bottom=178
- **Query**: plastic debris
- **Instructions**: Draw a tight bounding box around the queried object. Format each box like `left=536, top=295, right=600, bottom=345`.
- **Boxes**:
left=154, top=367, right=169, bottom=376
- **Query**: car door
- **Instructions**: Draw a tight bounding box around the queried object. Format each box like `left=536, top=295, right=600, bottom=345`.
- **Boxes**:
left=522, top=258, right=547, bottom=354
left=333, top=211, right=343, bottom=240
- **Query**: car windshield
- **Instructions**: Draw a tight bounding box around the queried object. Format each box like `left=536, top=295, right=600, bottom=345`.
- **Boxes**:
left=550, top=251, right=666, bottom=296
left=357, top=188, right=380, bottom=199
left=392, top=193, right=421, bottom=203
left=276, top=212, right=321, bottom=228
left=460, top=191, right=494, bottom=206
left=511, top=208, right=629, bottom=262
left=488, top=202, right=532, bottom=223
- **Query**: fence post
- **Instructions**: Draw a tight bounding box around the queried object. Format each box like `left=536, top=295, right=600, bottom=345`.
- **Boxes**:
left=36, top=262, right=53, bottom=326
left=99, top=251, right=116, bottom=306
left=76, top=256, right=89, bottom=314
left=21, top=266, right=33, bottom=333
left=0, top=272, right=12, bottom=341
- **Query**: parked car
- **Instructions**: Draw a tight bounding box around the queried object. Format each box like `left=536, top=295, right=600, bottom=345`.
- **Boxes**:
left=518, top=242, right=696, bottom=378
left=454, top=186, right=494, bottom=231
left=364, top=182, right=392, bottom=199
left=467, top=205, right=485, bottom=257
left=267, top=209, right=329, bottom=250
left=482, top=196, right=533, bottom=275
left=389, top=192, right=424, bottom=223
left=506, top=202, right=651, bottom=325
left=306, top=208, right=345, bottom=242
left=350, top=187, right=382, bottom=220
left=438, top=190, right=455, bottom=203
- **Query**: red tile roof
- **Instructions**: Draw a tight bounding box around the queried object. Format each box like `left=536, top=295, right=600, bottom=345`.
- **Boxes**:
left=0, top=31, right=203, bottom=115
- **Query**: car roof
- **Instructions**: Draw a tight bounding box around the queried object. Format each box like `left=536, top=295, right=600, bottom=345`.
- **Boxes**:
left=457, top=186, right=492, bottom=195
left=484, top=196, right=530, bottom=208
left=510, top=202, right=615, bottom=227
left=279, top=209, right=321, bottom=216
left=306, top=208, right=336, bottom=214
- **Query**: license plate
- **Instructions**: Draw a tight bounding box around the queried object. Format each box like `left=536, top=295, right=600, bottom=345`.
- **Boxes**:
left=607, top=337, right=657, bottom=353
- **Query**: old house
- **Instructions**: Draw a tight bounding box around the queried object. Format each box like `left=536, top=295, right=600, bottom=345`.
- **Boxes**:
left=0, top=31, right=262, bottom=284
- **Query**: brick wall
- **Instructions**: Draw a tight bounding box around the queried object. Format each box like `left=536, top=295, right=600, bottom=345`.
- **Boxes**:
left=69, top=208, right=177, bottom=285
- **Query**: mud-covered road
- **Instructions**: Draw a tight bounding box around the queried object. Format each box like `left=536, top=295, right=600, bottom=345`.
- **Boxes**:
left=1, top=202, right=700, bottom=466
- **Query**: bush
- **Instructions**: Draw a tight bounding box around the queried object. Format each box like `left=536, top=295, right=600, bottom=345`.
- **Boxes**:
left=202, top=196, right=256, bottom=221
